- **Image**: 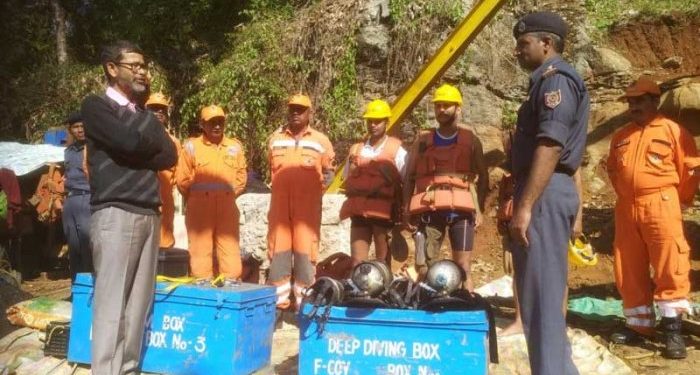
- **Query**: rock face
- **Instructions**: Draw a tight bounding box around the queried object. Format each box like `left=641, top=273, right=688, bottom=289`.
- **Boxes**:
left=357, top=0, right=391, bottom=67
left=237, top=193, right=350, bottom=269
left=586, top=47, right=633, bottom=76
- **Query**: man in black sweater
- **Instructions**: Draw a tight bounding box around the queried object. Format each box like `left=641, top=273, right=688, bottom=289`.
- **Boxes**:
left=81, top=40, right=177, bottom=375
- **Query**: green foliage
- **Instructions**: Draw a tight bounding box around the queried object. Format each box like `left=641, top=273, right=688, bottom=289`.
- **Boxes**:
left=3, top=63, right=103, bottom=141
left=584, top=0, right=700, bottom=30
left=387, top=0, right=466, bottom=129
left=424, top=0, right=464, bottom=25
left=179, top=14, right=292, bottom=176
left=319, top=39, right=360, bottom=142
left=390, top=0, right=464, bottom=25
left=500, top=101, right=519, bottom=130
left=0, top=1, right=54, bottom=79
left=389, top=0, right=412, bottom=22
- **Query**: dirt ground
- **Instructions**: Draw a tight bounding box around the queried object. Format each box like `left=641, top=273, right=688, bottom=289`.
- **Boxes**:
left=470, top=195, right=700, bottom=375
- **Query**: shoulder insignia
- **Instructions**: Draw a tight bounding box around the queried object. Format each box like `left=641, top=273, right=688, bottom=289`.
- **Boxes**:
left=227, top=145, right=239, bottom=156
left=542, top=65, right=559, bottom=79
left=544, top=90, right=561, bottom=109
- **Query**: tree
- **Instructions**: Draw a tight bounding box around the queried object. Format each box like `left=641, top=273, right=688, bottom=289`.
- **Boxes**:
left=51, top=0, right=68, bottom=64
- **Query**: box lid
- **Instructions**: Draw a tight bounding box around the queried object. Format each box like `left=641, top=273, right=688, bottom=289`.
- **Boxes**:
left=301, top=304, right=488, bottom=330
left=73, top=273, right=275, bottom=305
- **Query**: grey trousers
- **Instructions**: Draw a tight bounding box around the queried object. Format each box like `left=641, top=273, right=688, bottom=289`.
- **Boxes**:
left=90, top=207, right=159, bottom=375
left=62, top=194, right=93, bottom=281
left=513, top=174, right=579, bottom=375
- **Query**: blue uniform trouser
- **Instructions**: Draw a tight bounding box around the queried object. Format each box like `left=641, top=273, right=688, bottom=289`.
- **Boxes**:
left=513, top=173, right=579, bottom=375
left=62, top=194, right=93, bottom=281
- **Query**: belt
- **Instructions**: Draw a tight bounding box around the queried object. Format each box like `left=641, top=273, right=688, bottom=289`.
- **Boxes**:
left=554, top=165, right=574, bottom=176
left=68, top=190, right=90, bottom=197
left=515, top=165, right=574, bottom=181
left=190, top=183, right=235, bottom=192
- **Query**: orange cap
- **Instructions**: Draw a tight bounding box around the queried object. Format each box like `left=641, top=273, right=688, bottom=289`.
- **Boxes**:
left=287, top=94, right=312, bottom=108
left=200, top=105, right=226, bottom=121
left=145, top=92, right=170, bottom=108
left=685, top=157, right=700, bottom=170
left=619, top=76, right=661, bottom=101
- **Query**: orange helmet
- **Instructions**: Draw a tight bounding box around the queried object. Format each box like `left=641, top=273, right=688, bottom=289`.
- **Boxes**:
left=287, top=94, right=312, bottom=108
left=145, top=92, right=170, bottom=108
left=618, top=76, right=661, bottom=101
left=200, top=105, right=226, bottom=121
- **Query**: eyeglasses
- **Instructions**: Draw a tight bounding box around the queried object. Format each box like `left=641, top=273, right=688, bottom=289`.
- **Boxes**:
left=115, top=61, right=149, bottom=73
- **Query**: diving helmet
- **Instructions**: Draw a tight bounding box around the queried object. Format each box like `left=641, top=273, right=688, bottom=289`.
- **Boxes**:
left=425, top=260, right=465, bottom=295
left=350, top=260, right=393, bottom=297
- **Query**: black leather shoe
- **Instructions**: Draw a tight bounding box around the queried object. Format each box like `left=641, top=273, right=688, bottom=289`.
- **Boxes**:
left=661, top=317, right=687, bottom=359
left=610, top=326, right=643, bottom=344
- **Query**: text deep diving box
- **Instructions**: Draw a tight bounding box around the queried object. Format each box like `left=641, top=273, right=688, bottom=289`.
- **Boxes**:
left=299, top=304, right=489, bottom=375
left=68, top=273, right=276, bottom=375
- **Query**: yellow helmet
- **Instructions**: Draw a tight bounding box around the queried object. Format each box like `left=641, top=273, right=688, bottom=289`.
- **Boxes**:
left=568, top=235, right=598, bottom=267
left=432, top=84, right=463, bottom=105
left=362, top=99, right=392, bottom=119
left=145, top=92, right=170, bottom=108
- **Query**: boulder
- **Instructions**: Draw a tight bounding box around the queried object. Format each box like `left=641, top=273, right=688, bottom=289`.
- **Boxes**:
left=236, top=193, right=351, bottom=267
left=587, top=47, right=632, bottom=75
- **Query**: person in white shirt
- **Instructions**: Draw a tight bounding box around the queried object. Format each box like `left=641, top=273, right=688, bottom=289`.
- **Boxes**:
left=339, top=99, right=406, bottom=266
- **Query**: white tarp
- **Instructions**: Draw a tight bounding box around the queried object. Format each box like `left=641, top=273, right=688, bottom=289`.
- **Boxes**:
left=0, top=142, right=65, bottom=176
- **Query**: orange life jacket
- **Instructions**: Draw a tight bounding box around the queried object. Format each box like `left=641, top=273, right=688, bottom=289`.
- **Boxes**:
left=408, top=128, right=476, bottom=214
left=339, top=137, right=402, bottom=221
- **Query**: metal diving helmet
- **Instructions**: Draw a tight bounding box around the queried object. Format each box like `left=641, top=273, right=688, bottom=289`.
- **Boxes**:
left=425, top=260, right=465, bottom=296
left=350, top=260, right=393, bottom=297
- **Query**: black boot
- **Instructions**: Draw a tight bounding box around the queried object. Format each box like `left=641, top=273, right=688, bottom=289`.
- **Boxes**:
left=610, top=326, right=643, bottom=344
left=661, top=316, right=687, bottom=359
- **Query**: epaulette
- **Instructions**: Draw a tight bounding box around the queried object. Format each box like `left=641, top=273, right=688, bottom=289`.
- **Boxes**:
left=541, top=65, right=559, bottom=79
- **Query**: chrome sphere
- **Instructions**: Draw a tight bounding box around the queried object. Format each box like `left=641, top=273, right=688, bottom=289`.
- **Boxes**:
left=351, top=260, right=392, bottom=297
left=425, top=260, right=464, bottom=295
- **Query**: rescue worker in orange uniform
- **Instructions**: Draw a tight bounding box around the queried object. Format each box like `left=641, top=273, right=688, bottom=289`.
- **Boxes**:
left=176, top=105, right=247, bottom=282
left=340, top=99, right=407, bottom=266
left=267, top=94, right=335, bottom=310
left=607, top=77, right=699, bottom=359
left=145, top=92, right=180, bottom=248
left=402, top=84, right=488, bottom=290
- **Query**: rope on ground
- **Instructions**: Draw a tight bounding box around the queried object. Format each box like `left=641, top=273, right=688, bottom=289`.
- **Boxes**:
left=0, top=330, right=35, bottom=352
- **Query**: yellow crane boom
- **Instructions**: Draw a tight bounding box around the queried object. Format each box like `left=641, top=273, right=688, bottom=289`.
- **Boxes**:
left=326, top=0, right=507, bottom=193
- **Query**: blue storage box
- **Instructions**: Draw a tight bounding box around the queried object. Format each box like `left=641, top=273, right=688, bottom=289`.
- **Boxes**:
left=299, top=304, right=489, bottom=375
left=43, top=128, right=68, bottom=146
left=68, top=273, right=276, bottom=375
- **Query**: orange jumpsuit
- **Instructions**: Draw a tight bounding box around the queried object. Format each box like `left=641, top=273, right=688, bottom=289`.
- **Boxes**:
left=158, top=134, right=181, bottom=248
left=267, top=126, right=335, bottom=309
left=607, top=115, right=699, bottom=335
left=176, top=135, right=247, bottom=279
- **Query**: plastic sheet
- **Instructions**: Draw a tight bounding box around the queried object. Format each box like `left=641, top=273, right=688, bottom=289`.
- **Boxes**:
left=6, top=297, right=71, bottom=330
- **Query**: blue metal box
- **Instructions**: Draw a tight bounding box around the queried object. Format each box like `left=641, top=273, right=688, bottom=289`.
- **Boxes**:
left=68, top=273, right=276, bottom=375
left=43, top=128, right=68, bottom=146
left=299, top=304, right=489, bottom=375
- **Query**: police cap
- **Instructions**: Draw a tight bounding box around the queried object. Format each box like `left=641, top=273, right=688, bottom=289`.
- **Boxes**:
left=513, top=11, right=568, bottom=40
left=66, top=111, right=82, bottom=125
